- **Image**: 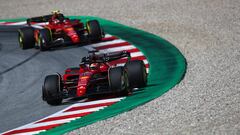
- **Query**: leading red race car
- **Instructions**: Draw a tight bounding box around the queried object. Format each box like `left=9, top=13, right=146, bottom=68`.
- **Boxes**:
left=18, top=10, right=105, bottom=51
left=42, top=50, right=147, bottom=105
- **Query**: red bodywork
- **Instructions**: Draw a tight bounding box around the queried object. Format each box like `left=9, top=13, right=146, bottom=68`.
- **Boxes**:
left=33, top=16, right=84, bottom=44
left=63, top=63, right=112, bottom=97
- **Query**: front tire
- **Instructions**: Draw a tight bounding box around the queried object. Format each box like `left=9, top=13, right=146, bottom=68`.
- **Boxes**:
left=18, top=27, right=35, bottom=49
left=42, top=74, right=63, bottom=105
left=38, top=28, right=51, bottom=51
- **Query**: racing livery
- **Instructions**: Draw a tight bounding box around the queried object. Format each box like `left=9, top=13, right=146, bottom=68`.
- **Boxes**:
left=18, top=11, right=105, bottom=51
left=42, top=50, right=147, bottom=105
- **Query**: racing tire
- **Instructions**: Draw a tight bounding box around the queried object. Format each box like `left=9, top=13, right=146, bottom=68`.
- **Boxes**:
left=86, top=20, right=103, bottom=42
left=18, top=27, right=35, bottom=49
left=125, top=60, right=147, bottom=88
left=109, top=67, right=131, bottom=95
left=38, top=28, right=51, bottom=51
left=42, top=74, right=63, bottom=105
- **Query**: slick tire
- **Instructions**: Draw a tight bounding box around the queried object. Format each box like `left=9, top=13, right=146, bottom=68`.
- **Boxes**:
left=38, top=28, right=51, bottom=51
left=109, top=66, right=130, bottom=95
left=42, top=74, right=63, bottom=105
left=86, top=20, right=103, bottom=42
left=125, top=60, right=147, bottom=88
left=18, top=27, right=35, bottom=49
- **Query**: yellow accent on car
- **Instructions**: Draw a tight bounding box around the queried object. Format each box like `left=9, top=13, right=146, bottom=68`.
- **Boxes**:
left=18, top=30, right=24, bottom=48
left=44, top=26, right=53, bottom=41
left=51, top=10, right=60, bottom=14
left=81, top=76, right=90, bottom=79
left=87, top=22, right=91, bottom=34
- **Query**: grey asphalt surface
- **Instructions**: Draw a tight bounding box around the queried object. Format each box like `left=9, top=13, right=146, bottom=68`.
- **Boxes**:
left=0, top=31, right=88, bottom=132
left=0, top=0, right=239, bottom=134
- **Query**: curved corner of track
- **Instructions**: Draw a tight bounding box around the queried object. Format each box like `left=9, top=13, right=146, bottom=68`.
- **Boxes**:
left=0, top=16, right=186, bottom=135
left=38, top=16, right=187, bottom=135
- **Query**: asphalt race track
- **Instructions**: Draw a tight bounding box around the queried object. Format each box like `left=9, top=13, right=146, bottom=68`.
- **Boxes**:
left=0, top=30, right=88, bottom=132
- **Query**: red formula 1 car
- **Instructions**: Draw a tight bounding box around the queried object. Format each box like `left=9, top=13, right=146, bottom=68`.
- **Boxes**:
left=42, top=51, right=147, bottom=105
left=18, top=11, right=104, bottom=51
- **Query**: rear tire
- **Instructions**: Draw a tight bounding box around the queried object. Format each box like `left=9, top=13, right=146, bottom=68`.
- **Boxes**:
left=18, top=27, right=35, bottom=49
left=109, top=67, right=130, bottom=95
left=86, top=20, right=103, bottom=42
left=42, top=74, right=63, bottom=105
left=38, top=28, right=51, bottom=51
left=125, top=60, right=147, bottom=88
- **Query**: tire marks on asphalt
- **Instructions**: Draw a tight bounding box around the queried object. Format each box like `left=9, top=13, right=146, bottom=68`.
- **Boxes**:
left=0, top=51, right=40, bottom=75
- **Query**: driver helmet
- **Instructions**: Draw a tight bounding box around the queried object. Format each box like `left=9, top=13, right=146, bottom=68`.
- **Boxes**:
left=51, top=10, right=63, bottom=24
left=52, top=10, right=61, bottom=16
left=90, top=63, right=99, bottom=70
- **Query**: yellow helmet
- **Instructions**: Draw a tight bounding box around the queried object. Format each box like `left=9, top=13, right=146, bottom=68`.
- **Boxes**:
left=51, top=10, right=60, bottom=14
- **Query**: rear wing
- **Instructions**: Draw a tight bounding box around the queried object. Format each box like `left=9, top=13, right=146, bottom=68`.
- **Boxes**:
left=105, top=51, right=131, bottom=61
left=81, top=51, right=131, bottom=64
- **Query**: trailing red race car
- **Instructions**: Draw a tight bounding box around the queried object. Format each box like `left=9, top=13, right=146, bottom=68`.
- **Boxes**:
left=42, top=50, right=147, bottom=105
left=18, top=10, right=105, bottom=51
